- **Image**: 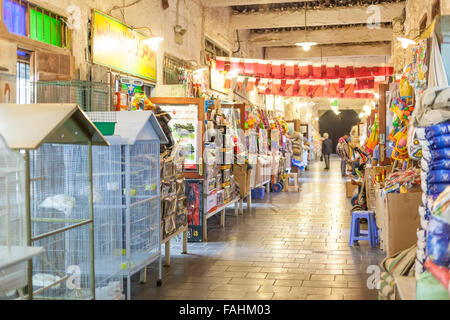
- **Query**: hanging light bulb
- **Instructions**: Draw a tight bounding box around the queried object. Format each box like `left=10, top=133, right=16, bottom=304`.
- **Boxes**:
left=295, top=42, right=318, bottom=52
left=142, top=36, right=164, bottom=51
left=295, top=8, right=318, bottom=52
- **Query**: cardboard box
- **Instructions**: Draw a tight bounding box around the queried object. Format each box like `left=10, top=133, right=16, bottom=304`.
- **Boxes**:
left=234, top=163, right=251, bottom=197
left=346, top=180, right=358, bottom=198
left=375, top=191, right=421, bottom=257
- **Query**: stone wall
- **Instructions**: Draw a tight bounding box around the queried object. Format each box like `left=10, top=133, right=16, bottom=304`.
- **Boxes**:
left=392, top=0, right=450, bottom=72
left=0, top=0, right=258, bottom=89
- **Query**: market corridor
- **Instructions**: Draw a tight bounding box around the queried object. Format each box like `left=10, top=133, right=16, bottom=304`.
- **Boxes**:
left=132, top=157, right=384, bottom=300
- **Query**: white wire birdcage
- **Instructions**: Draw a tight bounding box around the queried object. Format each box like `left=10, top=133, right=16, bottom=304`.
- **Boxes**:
left=0, top=135, right=27, bottom=298
left=88, top=111, right=167, bottom=300
left=0, top=104, right=109, bottom=300
left=29, top=144, right=93, bottom=300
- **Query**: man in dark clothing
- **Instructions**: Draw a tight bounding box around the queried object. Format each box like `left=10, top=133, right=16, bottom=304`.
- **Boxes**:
left=322, top=133, right=333, bottom=170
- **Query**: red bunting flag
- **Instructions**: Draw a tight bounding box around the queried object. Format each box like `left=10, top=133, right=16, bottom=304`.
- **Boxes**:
left=246, top=77, right=256, bottom=91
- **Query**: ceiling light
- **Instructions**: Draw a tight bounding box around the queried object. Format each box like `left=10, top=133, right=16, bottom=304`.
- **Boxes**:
left=397, top=37, right=416, bottom=49
left=132, top=26, right=164, bottom=51
left=142, top=36, right=163, bottom=51
left=295, top=8, right=318, bottom=52
left=295, top=42, right=318, bottom=52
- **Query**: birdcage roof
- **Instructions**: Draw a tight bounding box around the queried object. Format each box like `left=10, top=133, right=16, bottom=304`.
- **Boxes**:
left=0, top=104, right=109, bottom=149
left=93, top=111, right=168, bottom=145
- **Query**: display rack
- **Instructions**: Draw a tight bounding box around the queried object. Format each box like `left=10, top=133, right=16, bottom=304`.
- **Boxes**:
left=0, top=104, right=108, bottom=300
left=202, top=196, right=240, bottom=242
left=87, top=111, right=168, bottom=300
left=221, top=103, right=252, bottom=215
left=159, top=146, right=189, bottom=267
left=150, top=98, right=209, bottom=243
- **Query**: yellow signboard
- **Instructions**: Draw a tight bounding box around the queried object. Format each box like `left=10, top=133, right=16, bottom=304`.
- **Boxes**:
left=91, top=9, right=157, bottom=82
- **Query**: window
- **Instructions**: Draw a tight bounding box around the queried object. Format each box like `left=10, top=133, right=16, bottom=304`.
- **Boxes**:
left=2, top=0, right=68, bottom=48
left=16, top=49, right=31, bottom=103
left=2, top=0, right=27, bottom=36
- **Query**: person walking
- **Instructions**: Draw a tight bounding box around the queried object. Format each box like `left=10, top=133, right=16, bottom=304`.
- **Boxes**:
left=322, top=133, right=333, bottom=170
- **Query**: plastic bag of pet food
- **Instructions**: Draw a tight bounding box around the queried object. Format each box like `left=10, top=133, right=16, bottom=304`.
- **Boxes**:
left=422, top=147, right=450, bottom=162
left=427, top=134, right=450, bottom=150
left=425, top=122, right=450, bottom=140
left=427, top=183, right=450, bottom=196
left=427, top=215, right=450, bottom=267
left=425, top=170, right=450, bottom=184
left=422, top=159, right=450, bottom=172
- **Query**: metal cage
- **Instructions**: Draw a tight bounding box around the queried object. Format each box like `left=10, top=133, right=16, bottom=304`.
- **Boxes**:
left=29, top=144, right=93, bottom=300
left=88, top=111, right=166, bottom=300
left=0, top=104, right=109, bottom=300
left=31, top=80, right=111, bottom=112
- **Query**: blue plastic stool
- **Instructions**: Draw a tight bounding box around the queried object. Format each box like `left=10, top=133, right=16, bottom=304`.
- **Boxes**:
left=349, top=211, right=378, bottom=248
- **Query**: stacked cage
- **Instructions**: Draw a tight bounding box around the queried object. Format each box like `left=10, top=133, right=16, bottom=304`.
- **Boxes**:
left=29, top=143, right=94, bottom=299
left=87, top=111, right=164, bottom=300
left=0, top=104, right=108, bottom=300
left=0, top=135, right=28, bottom=298
left=87, top=112, right=123, bottom=300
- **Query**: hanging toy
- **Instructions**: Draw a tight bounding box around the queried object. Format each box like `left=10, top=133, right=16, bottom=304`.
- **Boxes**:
left=366, top=115, right=379, bottom=152
left=391, top=128, right=410, bottom=161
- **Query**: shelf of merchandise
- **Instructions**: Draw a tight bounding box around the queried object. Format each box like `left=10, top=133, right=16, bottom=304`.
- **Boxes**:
left=161, top=225, right=188, bottom=267
left=203, top=196, right=241, bottom=242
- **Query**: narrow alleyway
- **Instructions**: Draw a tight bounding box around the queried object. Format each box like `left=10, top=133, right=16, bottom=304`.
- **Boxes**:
left=132, top=157, right=384, bottom=300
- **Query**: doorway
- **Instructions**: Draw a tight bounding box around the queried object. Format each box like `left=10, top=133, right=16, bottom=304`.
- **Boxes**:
left=319, top=110, right=360, bottom=153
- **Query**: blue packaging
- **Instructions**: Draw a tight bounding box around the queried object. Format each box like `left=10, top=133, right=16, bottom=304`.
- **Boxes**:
left=423, top=148, right=450, bottom=162
left=428, top=134, right=450, bottom=150
left=426, top=170, right=450, bottom=184
left=425, top=122, right=450, bottom=140
left=427, top=215, right=450, bottom=267
left=427, top=183, right=450, bottom=196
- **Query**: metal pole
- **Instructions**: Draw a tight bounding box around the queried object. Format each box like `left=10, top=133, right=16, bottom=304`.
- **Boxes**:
left=89, top=140, right=96, bottom=300
left=25, top=150, right=33, bottom=300
left=125, top=145, right=131, bottom=300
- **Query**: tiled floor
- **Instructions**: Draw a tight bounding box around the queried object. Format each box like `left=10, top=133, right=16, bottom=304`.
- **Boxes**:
left=131, top=157, right=384, bottom=300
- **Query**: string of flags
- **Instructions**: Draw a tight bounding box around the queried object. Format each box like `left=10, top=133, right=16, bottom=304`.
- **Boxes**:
left=224, top=75, right=387, bottom=99
left=215, top=57, right=394, bottom=99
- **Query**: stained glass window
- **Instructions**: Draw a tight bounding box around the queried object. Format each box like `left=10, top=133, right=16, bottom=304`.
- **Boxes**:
left=2, top=0, right=66, bottom=48
left=3, top=0, right=27, bottom=36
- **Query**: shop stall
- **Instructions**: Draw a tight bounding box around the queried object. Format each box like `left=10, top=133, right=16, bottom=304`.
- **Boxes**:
left=371, top=17, right=450, bottom=300
left=150, top=97, right=241, bottom=242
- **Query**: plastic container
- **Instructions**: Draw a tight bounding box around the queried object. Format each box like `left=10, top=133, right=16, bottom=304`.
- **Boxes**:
left=251, top=187, right=265, bottom=200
